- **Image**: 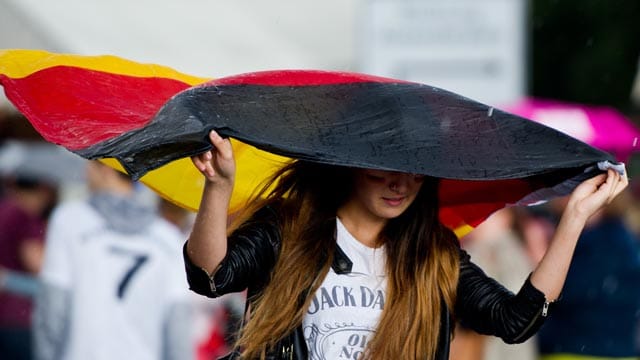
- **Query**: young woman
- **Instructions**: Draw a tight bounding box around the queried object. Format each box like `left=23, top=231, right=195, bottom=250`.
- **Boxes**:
left=184, top=130, right=627, bottom=359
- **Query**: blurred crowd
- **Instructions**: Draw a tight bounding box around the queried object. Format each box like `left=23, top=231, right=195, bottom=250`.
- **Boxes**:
left=451, top=171, right=640, bottom=360
left=1, top=137, right=639, bottom=360
left=0, top=140, right=245, bottom=360
left=1, top=113, right=639, bottom=359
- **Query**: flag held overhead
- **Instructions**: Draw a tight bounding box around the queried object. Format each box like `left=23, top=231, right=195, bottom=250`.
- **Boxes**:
left=77, top=69, right=613, bottom=182
left=0, top=49, right=618, bottom=236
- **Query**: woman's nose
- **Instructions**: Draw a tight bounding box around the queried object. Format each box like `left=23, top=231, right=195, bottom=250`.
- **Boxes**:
left=389, top=174, right=412, bottom=193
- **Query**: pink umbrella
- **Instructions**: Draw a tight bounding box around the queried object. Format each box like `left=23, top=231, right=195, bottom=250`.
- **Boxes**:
left=503, top=97, right=640, bottom=162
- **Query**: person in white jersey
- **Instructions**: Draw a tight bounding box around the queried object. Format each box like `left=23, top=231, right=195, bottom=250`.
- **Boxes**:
left=184, top=130, right=627, bottom=359
left=34, top=161, right=195, bottom=360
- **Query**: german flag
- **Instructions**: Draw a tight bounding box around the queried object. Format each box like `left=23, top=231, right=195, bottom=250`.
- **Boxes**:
left=0, top=49, right=616, bottom=237
left=0, top=49, right=288, bottom=218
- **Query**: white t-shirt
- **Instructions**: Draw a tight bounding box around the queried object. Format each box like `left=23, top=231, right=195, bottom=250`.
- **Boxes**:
left=302, top=218, right=387, bottom=360
left=40, top=200, right=191, bottom=360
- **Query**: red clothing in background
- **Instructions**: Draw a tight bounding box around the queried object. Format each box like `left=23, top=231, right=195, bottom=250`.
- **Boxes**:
left=0, top=198, right=46, bottom=328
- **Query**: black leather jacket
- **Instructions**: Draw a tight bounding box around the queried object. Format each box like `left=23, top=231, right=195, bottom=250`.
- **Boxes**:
left=184, top=206, right=550, bottom=359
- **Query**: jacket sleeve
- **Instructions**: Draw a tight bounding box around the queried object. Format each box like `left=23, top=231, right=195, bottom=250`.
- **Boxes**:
left=455, top=248, right=550, bottom=344
left=183, top=205, right=281, bottom=298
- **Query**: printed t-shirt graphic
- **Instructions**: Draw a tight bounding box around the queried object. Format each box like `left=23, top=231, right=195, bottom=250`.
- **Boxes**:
left=303, top=218, right=387, bottom=360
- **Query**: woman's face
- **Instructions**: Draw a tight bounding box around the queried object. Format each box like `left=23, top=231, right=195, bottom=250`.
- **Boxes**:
left=349, top=168, right=425, bottom=220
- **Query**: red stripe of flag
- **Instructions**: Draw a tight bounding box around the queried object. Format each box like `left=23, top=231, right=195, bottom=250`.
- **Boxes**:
left=1, top=66, right=191, bottom=150
left=209, top=70, right=409, bottom=87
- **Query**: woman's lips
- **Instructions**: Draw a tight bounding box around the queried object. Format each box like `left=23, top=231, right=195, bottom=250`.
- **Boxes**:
left=383, top=196, right=405, bottom=207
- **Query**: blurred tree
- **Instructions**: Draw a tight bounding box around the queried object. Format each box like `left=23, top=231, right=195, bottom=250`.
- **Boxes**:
left=530, top=0, right=640, bottom=114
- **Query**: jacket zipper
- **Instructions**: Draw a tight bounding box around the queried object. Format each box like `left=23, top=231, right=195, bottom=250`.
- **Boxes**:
left=512, top=300, right=552, bottom=343
left=541, top=301, right=551, bottom=317
left=281, top=343, right=294, bottom=360
left=198, top=264, right=220, bottom=297
left=207, top=273, right=219, bottom=296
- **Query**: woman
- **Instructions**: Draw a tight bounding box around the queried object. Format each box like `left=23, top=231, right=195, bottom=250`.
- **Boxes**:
left=185, top=130, right=627, bottom=359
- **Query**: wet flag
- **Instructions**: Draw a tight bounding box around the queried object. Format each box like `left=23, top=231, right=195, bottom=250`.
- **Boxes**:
left=0, top=49, right=288, bottom=219
left=0, top=50, right=618, bottom=236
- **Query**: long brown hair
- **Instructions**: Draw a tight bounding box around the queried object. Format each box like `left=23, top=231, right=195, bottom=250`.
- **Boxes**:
left=232, top=160, right=460, bottom=359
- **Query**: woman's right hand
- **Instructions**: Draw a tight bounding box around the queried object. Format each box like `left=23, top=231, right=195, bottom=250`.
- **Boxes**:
left=187, top=130, right=235, bottom=274
left=191, top=130, right=236, bottom=188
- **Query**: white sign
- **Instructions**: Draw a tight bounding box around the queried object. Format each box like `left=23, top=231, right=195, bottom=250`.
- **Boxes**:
left=358, top=0, right=526, bottom=106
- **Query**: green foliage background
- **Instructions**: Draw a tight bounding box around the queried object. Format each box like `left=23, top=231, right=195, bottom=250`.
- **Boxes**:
left=530, top=0, right=640, bottom=113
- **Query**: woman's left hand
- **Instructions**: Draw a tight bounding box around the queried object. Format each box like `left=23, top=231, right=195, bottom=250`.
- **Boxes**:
left=565, top=168, right=628, bottom=222
left=530, top=168, right=629, bottom=300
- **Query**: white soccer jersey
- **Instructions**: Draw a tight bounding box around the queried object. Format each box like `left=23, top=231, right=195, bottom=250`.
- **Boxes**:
left=40, top=200, right=191, bottom=360
left=302, top=218, right=387, bottom=360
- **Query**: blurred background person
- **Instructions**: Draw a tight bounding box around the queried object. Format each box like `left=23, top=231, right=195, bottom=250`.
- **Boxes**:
left=33, top=161, right=196, bottom=360
left=158, top=198, right=195, bottom=236
left=156, top=197, right=244, bottom=360
left=450, top=207, right=537, bottom=360
left=522, top=190, right=640, bottom=359
left=0, top=173, right=58, bottom=360
left=627, top=177, right=640, bottom=355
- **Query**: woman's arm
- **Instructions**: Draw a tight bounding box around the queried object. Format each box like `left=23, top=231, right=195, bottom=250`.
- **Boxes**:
left=186, top=130, right=236, bottom=274
left=529, top=168, right=628, bottom=301
left=456, top=168, right=628, bottom=343
left=456, top=248, right=548, bottom=343
left=184, top=203, right=282, bottom=297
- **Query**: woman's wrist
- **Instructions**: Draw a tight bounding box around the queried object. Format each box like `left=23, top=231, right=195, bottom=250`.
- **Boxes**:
left=562, top=200, right=594, bottom=227
left=203, top=177, right=234, bottom=197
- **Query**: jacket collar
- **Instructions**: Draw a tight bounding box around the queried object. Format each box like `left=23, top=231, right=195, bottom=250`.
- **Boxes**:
left=331, top=244, right=353, bottom=274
